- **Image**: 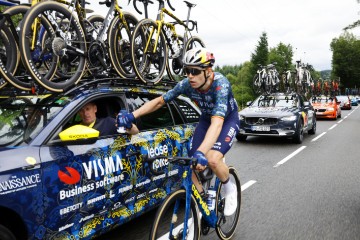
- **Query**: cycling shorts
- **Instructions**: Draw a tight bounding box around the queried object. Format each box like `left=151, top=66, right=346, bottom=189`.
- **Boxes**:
left=189, top=111, right=240, bottom=156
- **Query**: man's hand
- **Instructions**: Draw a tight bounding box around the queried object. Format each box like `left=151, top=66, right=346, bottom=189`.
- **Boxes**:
left=193, top=150, right=208, bottom=171
left=117, top=110, right=135, bottom=130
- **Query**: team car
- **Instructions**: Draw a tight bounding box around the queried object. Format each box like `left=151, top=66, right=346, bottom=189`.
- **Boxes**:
left=0, top=79, right=200, bottom=240
left=236, top=92, right=316, bottom=143
left=311, top=95, right=341, bottom=120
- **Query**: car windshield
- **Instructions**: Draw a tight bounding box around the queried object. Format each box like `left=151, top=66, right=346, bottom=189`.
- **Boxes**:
left=336, top=96, right=348, bottom=101
left=312, top=97, right=334, bottom=104
left=0, top=95, right=73, bottom=147
left=252, top=95, right=298, bottom=108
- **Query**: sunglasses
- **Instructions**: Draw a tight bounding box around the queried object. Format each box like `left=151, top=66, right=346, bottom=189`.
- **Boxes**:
left=184, top=68, right=203, bottom=76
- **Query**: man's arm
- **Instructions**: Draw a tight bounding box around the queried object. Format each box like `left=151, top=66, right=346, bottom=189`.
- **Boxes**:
left=197, top=117, right=224, bottom=155
left=132, top=96, right=165, bottom=118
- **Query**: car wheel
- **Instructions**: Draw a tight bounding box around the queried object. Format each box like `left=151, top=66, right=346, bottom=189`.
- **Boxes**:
left=0, top=224, right=16, bottom=240
left=338, top=112, right=341, bottom=118
left=308, top=116, right=316, bottom=135
left=236, top=134, right=247, bottom=142
left=293, top=118, right=303, bottom=144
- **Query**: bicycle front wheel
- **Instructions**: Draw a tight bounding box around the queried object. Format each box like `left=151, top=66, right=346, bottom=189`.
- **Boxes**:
left=20, top=1, right=86, bottom=92
left=108, top=12, right=138, bottom=78
left=131, top=18, right=167, bottom=84
left=215, top=166, right=241, bottom=240
left=150, top=189, right=201, bottom=240
left=166, top=36, right=205, bottom=82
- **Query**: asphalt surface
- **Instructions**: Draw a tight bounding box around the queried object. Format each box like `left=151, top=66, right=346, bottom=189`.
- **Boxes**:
left=98, top=105, right=360, bottom=240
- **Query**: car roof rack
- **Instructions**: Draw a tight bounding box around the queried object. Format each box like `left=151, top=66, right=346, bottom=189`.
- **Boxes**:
left=63, top=77, right=177, bottom=95
left=0, top=77, right=178, bottom=97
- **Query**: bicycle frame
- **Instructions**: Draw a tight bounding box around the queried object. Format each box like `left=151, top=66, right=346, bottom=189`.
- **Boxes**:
left=177, top=165, right=219, bottom=239
left=144, top=0, right=191, bottom=55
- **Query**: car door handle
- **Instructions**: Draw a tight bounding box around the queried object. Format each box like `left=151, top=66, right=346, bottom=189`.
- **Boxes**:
left=22, top=163, right=41, bottom=170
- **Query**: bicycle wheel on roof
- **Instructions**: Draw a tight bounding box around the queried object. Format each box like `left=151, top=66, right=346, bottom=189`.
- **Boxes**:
left=19, top=1, right=86, bottom=92
left=130, top=18, right=167, bottom=84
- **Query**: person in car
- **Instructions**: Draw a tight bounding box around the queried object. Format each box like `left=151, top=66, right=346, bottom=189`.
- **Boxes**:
left=117, top=47, right=240, bottom=216
left=78, top=102, right=139, bottom=136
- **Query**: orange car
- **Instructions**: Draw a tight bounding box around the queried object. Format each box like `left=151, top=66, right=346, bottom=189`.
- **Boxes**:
left=312, top=96, right=341, bottom=120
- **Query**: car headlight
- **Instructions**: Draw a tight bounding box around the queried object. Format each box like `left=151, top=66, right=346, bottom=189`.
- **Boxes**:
left=239, top=115, right=245, bottom=120
left=281, top=115, right=297, bottom=121
left=326, top=107, right=334, bottom=111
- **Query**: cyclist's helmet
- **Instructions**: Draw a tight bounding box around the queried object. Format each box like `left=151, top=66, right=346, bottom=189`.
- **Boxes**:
left=183, top=48, right=215, bottom=68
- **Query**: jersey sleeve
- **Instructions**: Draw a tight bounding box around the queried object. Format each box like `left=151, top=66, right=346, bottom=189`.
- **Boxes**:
left=162, top=79, right=188, bottom=103
left=211, top=78, right=231, bottom=118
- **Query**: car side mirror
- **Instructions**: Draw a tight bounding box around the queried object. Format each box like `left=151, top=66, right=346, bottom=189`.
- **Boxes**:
left=246, top=101, right=252, bottom=107
left=58, top=125, right=99, bottom=145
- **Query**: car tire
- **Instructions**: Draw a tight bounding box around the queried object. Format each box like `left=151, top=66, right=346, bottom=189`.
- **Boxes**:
left=292, top=118, right=303, bottom=144
left=0, top=224, right=16, bottom=240
left=338, top=112, right=341, bottom=118
left=236, top=134, right=247, bottom=142
left=308, top=116, right=316, bottom=135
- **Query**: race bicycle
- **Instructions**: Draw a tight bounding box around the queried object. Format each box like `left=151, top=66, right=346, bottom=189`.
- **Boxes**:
left=19, top=0, right=138, bottom=92
left=253, top=64, right=270, bottom=95
left=130, top=0, right=205, bottom=84
left=266, top=62, right=280, bottom=93
left=145, top=155, right=241, bottom=240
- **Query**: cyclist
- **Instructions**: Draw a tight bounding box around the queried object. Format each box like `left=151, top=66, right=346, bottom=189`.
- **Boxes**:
left=118, top=47, right=240, bottom=216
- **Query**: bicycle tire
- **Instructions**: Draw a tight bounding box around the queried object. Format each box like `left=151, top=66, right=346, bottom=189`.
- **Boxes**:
left=19, top=1, right=86, bottom=92
left=108, top=11, right=138, bottom=78
left=130, top=18, right=167, bottom=84
left=252, top=75, right=262, bottom=94
left=215, top=166, right=241, bottom=240
left=0, top=25, right=18, bottom=90
left=166, top=36, right=206, bottom=82
left=149, top=189, right=201, bottom=240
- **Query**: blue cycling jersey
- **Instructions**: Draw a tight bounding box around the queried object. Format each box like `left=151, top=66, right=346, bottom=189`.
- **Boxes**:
left=162, top=72, right=238, bottom=122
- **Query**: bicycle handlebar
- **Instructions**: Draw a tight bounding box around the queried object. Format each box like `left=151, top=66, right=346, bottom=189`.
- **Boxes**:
left=166, top=0, right=175, bottom=11
left=133, top=0, right=154, bottom=15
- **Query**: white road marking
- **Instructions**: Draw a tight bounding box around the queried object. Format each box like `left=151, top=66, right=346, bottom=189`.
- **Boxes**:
left=337, top=119, right=343, bottom=123
left=311, top=132, right=327, bottom=142
left=241, top=180, right=257, bottom=191
left=273, top=146, right=307, bottom=167
left=328, top=124, right=337, bottom=130
left=344, top=116, right=348, bottom=119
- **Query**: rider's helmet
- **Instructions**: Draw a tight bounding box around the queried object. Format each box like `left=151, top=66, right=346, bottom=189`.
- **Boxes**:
left=183, top=47, right=215, bottom=68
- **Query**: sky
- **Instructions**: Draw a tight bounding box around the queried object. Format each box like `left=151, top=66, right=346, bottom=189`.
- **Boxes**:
left=90, top=0, right=360, bottom=71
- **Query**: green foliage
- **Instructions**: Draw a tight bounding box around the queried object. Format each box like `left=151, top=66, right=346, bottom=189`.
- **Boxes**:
left=250, top=32, right=269, bottom=74
left=214, top=65, right=242, bottom=76
left=330, top=31, right=360, bottom=88
left=268, top=42, right=293, bottom=74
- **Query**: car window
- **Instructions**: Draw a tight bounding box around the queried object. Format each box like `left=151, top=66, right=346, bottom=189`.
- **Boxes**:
left=253, top=95, right=298, bottom=108
left=175, top=99, right=200, bottom=123
left=126, top=93, right=176, bottom=130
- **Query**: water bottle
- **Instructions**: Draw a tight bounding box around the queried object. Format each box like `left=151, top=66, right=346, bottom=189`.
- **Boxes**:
left=206, top=189, right=216, bottom=211
left=116, top=110, right=127, bottom=133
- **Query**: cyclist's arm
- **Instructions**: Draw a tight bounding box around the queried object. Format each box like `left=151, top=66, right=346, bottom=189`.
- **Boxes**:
left=197, top=116, right=224, bottom=155
left=133, top=96, right=165, bottom=118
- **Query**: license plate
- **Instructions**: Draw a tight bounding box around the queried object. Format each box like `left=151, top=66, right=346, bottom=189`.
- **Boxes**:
left=251, top=126, right=270, bottom=131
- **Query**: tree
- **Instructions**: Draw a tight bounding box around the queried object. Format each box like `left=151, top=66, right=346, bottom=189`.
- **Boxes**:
left=268, top=42, right=294, bottom=75
left=330, top=31, right=360, bottom=89
left=250, top=32, right=269, bottom=74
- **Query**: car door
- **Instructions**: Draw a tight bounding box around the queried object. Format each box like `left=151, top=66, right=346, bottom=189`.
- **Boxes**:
left=38, top=95, right=133, bottom=238
left=124, top=92, right=198, bottom=216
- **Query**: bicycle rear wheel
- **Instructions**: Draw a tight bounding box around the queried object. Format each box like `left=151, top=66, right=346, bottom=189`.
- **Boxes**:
left=252, top=75, right=262, bottom=95
left=0, top=24, right=18, bottom=90
left=166, top=36, right=205, bottom=82
left=215, top=166, right=241, bottom=240
left=149, top=189, right=200, bottom=240
left=108, top=12, right=138, bottom=78
left=130, top=18, right=167, bottom=84
left=19, top=1, right=86, bottom=92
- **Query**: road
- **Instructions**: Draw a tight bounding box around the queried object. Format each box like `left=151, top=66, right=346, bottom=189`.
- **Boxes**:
left=98, top=105, right=360, bottom=240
